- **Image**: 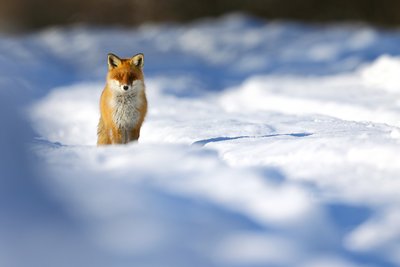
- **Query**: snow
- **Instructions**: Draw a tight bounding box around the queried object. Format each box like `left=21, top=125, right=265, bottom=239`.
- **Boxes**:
left=1, top=14, right=400, bottom=267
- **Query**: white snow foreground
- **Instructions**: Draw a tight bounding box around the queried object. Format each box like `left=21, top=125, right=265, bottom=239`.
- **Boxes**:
left=2, top=14, right=400, bottom=267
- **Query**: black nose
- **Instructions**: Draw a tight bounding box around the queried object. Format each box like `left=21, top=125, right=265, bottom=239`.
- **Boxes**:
left=123, top=85, right=129, bottom=91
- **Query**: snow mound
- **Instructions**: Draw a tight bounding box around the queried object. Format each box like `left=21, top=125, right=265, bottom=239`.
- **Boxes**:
left=360, top=55, right=400, bottom=93
left=30, top=83, right=101, bottom=145
left=219, top=73, right=400, bottom=127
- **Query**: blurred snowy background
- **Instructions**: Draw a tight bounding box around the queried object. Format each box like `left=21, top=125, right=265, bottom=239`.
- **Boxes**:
left=1, top=2, right=400, bottom=267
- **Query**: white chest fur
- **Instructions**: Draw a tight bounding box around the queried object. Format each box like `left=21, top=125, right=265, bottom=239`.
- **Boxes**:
left=111, top=93, right=142, bottom=130
left=109, top=80, right=144, bottom=131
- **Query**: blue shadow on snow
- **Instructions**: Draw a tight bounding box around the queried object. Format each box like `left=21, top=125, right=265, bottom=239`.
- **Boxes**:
left=192, top=132, right=313, bottom=147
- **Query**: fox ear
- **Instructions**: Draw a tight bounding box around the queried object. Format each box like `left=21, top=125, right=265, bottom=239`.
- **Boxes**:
left=131, top=53, right=144, bottom=68
left=108, top=53, right=122, bottom=69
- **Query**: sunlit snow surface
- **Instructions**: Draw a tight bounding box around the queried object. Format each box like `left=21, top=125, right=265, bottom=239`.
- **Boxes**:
left=2, top=14, right=400, bottom=267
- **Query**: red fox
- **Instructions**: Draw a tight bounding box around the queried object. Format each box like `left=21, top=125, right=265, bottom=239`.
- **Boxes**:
left=97, top=53, right=147, bottom=145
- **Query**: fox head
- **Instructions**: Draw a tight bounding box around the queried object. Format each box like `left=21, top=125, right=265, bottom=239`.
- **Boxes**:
left=107, top=53, right=145, bottom=94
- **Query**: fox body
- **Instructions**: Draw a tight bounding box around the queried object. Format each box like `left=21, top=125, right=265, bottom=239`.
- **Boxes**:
left=97, top=53, right=147, bottom=145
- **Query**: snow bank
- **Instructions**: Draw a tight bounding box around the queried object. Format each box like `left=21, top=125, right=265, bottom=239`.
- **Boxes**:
left=219, top=72, right=400, bottom=127
left=360, top=55, right=400, bottom=93
left=31, top=83, right=101, bottom=145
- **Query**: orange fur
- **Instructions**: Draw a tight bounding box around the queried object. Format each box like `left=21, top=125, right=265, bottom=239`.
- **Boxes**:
left=97, top=53, right=147, bottom=145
